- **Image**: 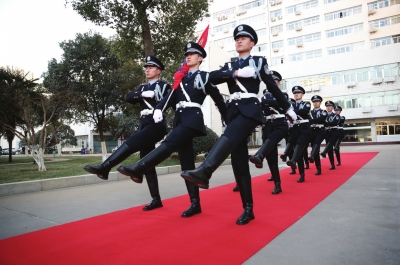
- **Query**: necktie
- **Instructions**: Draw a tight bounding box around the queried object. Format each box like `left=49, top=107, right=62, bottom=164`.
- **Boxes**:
left=296, top=102, right=299, bottom=108
left=187, top=72, right=192, bottom=79
left=147, top=83, right=151, bottom=89
left=239, top=58, right=244, bottom=67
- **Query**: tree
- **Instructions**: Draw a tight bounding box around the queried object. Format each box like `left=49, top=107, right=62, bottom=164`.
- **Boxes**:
left=55, top=31, right=126, bottom=154
left=66, top=0, right=209, bottom=77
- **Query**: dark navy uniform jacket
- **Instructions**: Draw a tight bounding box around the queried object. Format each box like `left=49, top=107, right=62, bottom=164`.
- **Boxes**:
left=260, top=92, right=287, bottom=116
left=293, top=101, right=311, bottom=120
left=325, top=112, right=340, bottom=127
left=338, top=115, right=346, bottom=137
left=209, top=55, right=290, bottom=124
left=309, top=108, right=328, bottom=125
left=155, top=71, right=227, bottom=136
left=125, top=80, right=171, bottom=133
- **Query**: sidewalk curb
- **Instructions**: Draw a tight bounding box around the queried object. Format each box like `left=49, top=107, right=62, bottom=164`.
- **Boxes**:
left=0, top=160, right=232, bottom=197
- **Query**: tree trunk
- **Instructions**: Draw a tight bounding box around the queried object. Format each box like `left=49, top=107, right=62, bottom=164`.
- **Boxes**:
left=31, top=147, right=46, bottom=171
left=139, top=5, right=154, bottom=56
left=57, top=143, right=62, bottom=157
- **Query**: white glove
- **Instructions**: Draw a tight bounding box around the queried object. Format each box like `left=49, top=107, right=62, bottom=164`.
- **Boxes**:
left=153, top=109, right=163, bottom=123
left=237, top=66, right=255, bottom=78
left=258, top=97, right=262, bottom=103
left=141, top=91, right=155, bottom=98
left=287, top=120, right=293, bottom=128
left=286, top=108, right=297, bottom=122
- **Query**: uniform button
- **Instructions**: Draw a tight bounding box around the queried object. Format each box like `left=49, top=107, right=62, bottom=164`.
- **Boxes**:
left=185, top=83, right=187, bottom=86
left=180, top=110, right=182, bottom=112
left=197, top=112, right=199, bottom=114
left=235, top=103, right=238, bottom=105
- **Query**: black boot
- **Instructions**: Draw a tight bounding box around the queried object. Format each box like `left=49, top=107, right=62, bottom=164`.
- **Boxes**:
left=328, top=151, right=335, bottom=170
left=249, top=139, right=276, bottom=168
left=289, top=167, right=296, bottom=174
left=335, top=149, right=341, bottom=166
left=286, top=144, right=306, bottom=169
left=269, top=163, right=282, bottom=194
left=297, top=173, right=305, bottom=182
left=329, top=164, right=336, bottom=170
left=143, top=172, right=163, bottom=211
left=117, top=144, right=171, bottom=183
left=304, top=149, right=309, bottom=169
left=182, top=180, right=202, bottom=217
left=83, top=143, right=132, bottom=180
left=233, top=184, right=239, bottom=192
left=320, top=142, right=333, bottom=158
left=181, top=136, right=232, bottom=189
left=267, top=176, right=274, bottom=181
left=315, top=166, right=321, bottom=175
left=237, top=203, right=255, bottom=225
left=280, top=143, right=293, bottom=162
left=308, top=144, right=319, bottom=163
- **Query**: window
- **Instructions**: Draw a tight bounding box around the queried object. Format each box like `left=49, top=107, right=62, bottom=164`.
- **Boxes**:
left=324, top=0, right=340, bottom=3
left=327, top=42, right=365, bottom=55
left=213, top=8, right=235, bottom=20
left=371, top=36, right=393, bottom=47
left=286, top=0, right=318, bottom=14
left=271, top=40, right=284, bottom=49
left=270, top=9, right=282, bottom=18
left=239, top=14, right=266, bottom=24
left=253, top=43, right=267, bottom=53
left=256, top=29, right=267, bottom=37
left=326, top=23, right=363, bottom=38
left=239, top=0, right=265, bottom=11
left=287, top=16, right=319, bottom=30
left=305, top=49, right=322, bottom=59
left=213, top=22, right=237, bottom=34
left=271, top=56, right=285, bottom=65
left=368, top=0, right=390, bottom=10
left=289, top=52, right=303, bottom=62
left=271, top=24, right=283, bottom=34
left=325, top=5, right=362, bottom=21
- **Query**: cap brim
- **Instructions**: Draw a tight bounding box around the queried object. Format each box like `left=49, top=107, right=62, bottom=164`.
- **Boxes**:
left=185, top=48, right=205, bottom=57
left=144, top=61, right=163, bottom=69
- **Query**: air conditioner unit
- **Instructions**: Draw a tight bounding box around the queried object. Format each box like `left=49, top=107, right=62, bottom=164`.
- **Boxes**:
left=369, top=28, right=377, bottom=33
left=236, top=12, right=241, bottom=16
left=295, top=10, right=301, bottom=15
left=218, top=17, right=222, bottom=21
left=368, top=9, right=376, bottom=15
left=372, top=78, right=382, bottom=85
left=388, top=105, right=398, bottom=111
left=296, top=43, right=303, bottom=48
left=218, top=44, right=224, bottom=49
left=295, top=26, right=302, bottom=31
left=242, top=10, right=247, bottom=15
left=272, top=32, right=278, bottom=36
left=211, top=33, right=215, bottom=37
left=276, top=0, right=282, bottom=4
left=223, top=29, right=229, bottom=33
left=384, top=76, right=396, bottom=83
left=270, top=1, right=276, bottom=6
left=312, top=86, right=320, bottom=91
left=223, top=15, right=227, bottom=20
left=278, top=15, right=282, bottom=20
left=271, top=17, right=276, bottom=22
left=273, top=48, right=279, bottom=52
left=346, top=82, right=356, bottom=88
left=305, top=87, right=312, bottom=92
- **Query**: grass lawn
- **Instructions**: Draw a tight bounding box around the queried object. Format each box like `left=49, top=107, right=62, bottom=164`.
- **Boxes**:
left=0, top=154, right=204, bottom=184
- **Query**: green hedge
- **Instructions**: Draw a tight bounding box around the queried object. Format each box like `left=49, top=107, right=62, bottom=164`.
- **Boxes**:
left=192, top=126, right=219, bottom=158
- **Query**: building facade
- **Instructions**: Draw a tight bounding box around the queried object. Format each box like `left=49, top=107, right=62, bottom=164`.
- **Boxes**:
left=195, top=0, right=400, bottom=143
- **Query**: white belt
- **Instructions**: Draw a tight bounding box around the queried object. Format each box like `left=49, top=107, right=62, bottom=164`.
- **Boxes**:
left=140, top=109, right=154, bottom=116
left=176, top=101, right=202, bottom=109
left=326, top=126, right=339, bottom=130
left=229, top=92, right=258, bottom=101
left=293, top=119, right=309, bottom=125
left=311, top=124, right=324, bottom=128
left=265, top=114, right=285, bottom=120
left=337, top=127, right=344, bottom=129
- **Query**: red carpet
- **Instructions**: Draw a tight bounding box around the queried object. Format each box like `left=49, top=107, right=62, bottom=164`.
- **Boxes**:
left=0, top=152, right=377, bottom=265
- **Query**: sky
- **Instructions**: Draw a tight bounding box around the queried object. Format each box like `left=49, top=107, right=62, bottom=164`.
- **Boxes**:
left=0, top=0, right=116, bottom=79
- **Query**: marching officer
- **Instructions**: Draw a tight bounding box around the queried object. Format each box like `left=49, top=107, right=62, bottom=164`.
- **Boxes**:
left=280, top=86, right=311, bottom=183
left=84, top=56, right=170, bottom=211
left=320, top=101, right=340, bottom=170
left=249, top=71, right=289, bottom=195
left=334, top=106, right=345, bottom=166
left=308, top=95, right=328, bottom=175
left=117, top=42, right=228, bottom=218
left=286, top=98, right=297, bottom=175
left=181, top=24, right=296, bottom=225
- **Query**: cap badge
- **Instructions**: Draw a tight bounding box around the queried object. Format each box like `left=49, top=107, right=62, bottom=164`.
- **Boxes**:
left=147, top=56, right=150, bottom=61
left=238, top=25, right=243, bottom=31
left=187, top=43, right=191, bottom=48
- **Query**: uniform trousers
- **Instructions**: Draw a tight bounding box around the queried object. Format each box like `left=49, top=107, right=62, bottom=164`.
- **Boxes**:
left=287, top=123, right=311, bottom=173
left=264, top=118, right=288, bottom=165
left=309, top=128, right=325, bottom=168
left=325, top=129, right=341, bottom=164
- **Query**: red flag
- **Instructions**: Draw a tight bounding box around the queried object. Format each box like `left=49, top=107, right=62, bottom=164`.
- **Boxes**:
left=171, top=25, right=210, bottom=90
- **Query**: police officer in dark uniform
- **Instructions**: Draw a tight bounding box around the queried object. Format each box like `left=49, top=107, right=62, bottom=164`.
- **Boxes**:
left=308, top=95, right=328, bottom=175
left=334, top=106, right=345, bottom=166
left=117, top=42, right=227, bottom=218
left=249, top=71, right=289, bottom=195
left=181, top=24, right=296, bottom=225
left=84, top=56, right=170, bottom=211
left=280, top=86, right=311, bottom=183
left=321, top=101, right=340, bottom=170
left=286, top=98, right=296, bottom=175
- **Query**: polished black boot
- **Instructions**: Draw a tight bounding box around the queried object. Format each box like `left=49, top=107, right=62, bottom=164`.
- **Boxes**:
left=117, top=144, right=171, bottom=183
left=143, top=172, right=163, bottom=211
left=335, top=149, right=341, bottom=166
left=83, top=143, right=132, bottom=180
left=315, top=166, right=321, bottom=175
left=286, top=144, right=306, bottom=169
left=280, top=143, right=293, bottom=162
left=143, top=196, right=163, bottom=211
left=182, top=181, right=202, bottom=217
left=267, top=176, right=274, bottom=181
left=320, top=142, right=333, bottom=158
left=308, top=144, right=319, bottom=163
left=289, top=167, right=296, bottom=174
left=249, top=139, right=276, bottom=169
left=237, top=203, right=254, bottom=225
left=233, top=184, right=239, bottom=191
left=181, top=136, right=232, bottom=189
left=297, top=173, right=305, bottom=182
left=304, top=149, right=309, bottom=169
left=269, top=163, right=282, bottom=194
left=328, top=151, right=335, bottom=170
left=329, top=164, right=336, bottom=170
left=272, top=182, right=282, bottom=194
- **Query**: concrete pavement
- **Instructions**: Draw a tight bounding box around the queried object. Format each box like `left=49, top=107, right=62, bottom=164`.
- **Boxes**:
left=0, top=145, right=399, bottom=264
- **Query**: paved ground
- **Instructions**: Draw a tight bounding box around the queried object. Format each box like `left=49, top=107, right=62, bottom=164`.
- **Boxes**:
left=0, top=145, right=399, bottom=264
